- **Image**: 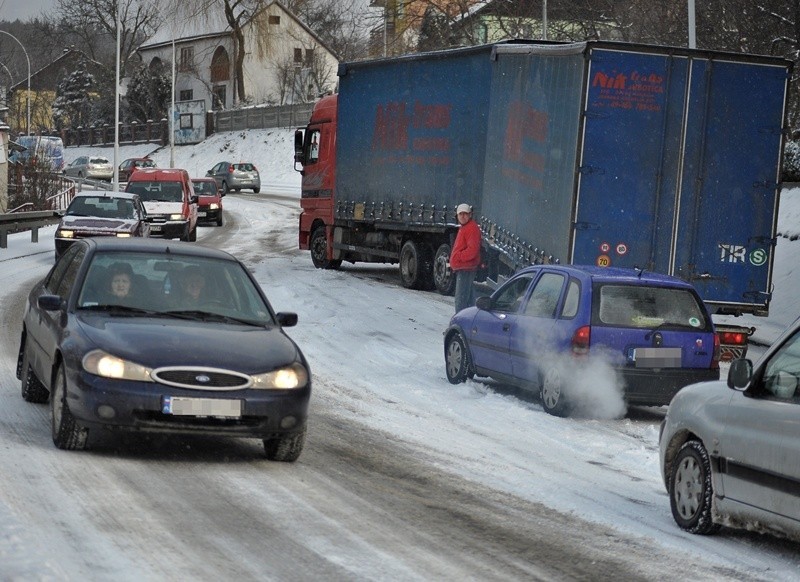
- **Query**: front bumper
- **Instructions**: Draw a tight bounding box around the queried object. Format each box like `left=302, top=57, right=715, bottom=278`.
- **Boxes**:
left=620, top=367, right=720, bottom=406
left=67, top=368, right=311, bottom=439
left=147, top=219, right=188, bottom=239
left=197, top=206, right=222, bottom=223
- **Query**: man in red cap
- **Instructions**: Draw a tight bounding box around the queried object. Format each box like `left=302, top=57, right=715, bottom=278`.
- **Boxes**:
left=449, top=203, right=482, bottom=313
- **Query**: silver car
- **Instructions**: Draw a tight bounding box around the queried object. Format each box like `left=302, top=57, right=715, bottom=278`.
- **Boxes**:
left=64, top=155, right=114, bottom=181
left=659, top=317, right=800, bottom=542
left=206, top=161, right=261, bottom=194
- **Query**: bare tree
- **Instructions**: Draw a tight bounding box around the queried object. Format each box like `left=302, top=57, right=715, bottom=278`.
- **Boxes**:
left=55, top=0, right=160, bottom=73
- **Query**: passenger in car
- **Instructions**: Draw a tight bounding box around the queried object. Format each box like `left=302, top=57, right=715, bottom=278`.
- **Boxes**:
left=179, top=266, right=209, bottom=307
left=108, top=263, right=137, bottom=304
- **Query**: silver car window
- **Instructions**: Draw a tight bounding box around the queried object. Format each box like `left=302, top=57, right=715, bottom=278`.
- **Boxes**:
left=763, top=331, right=800, bottom=400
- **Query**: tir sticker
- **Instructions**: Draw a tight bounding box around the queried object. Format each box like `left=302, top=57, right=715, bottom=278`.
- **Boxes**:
left=719, top=243, right=746, bottom=263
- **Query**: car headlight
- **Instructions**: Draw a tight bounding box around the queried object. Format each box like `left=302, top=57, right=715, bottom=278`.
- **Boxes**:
left=116, top=233, right=132, bottom=238
left=169, top=213, right=183, bottom=220
left=251, top=363, right=308, bottom=389
left=209, top=203, right=219, bottom=210
left=57, top=229, right=74, bottom=238
left=82, top=349, right=153, bottom=382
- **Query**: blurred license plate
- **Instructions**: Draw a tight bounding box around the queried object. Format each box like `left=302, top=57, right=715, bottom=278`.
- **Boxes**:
left=197, top=212, right=206, bottom=217
left=163, top=396, right=242, bottom=417
left=633, top=347, right=681, bottom=368
left=151, top=225, right=162, bottom=232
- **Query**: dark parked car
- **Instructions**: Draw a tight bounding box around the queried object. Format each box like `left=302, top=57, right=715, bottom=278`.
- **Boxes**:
left=64, top=155, right=114, bottom=181
left=659, top=317, right=800, bottom=542
left=17, top=238, right=310, bottom=461
left=119, top=157, right=157, bottom=182
left=55, top=191, right=150, bottom=260
left=444, top=265, right=720, bottom=416
left=206, top=161, right=260, bottom=194
left=191, top=177, right=224, bottom=226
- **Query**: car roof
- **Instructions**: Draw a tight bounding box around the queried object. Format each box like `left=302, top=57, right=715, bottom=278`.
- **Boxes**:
left=127, top=168, right=189, bottom=180
left=516, top=264, right=694, bottom=288
left=71, top=190, right=140, bottom=201
left=81, top=237, right=238, bottom=261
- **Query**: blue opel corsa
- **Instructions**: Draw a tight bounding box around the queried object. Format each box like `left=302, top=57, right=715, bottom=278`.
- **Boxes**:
left=444, top=265, right=720, bottom=416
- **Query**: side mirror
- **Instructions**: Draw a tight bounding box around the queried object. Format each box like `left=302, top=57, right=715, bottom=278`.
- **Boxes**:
left=38, top=294, right=65, bottom=312
left=205, top=170, right=212, bottom=176
left=276, top=312, right=298, bottom=327
left=475, top=295, right=492, bottom=311
left=190, top=195, right=198, bottom=204
left=293, top=129, right=306, bottom=171
left=727, top=358, right=753, bottom=389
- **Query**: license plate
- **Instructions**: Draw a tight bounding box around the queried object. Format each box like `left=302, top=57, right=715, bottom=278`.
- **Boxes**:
left=632, top=347, right=682, bottom=368
left=197, top=212, right=207, bottom=217
left=151, top=225, right=162, bottom=232
left=162, top=396, right=242, bottom=417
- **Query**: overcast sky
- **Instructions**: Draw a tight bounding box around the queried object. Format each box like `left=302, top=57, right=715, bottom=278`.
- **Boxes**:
left=1, top=0, right=53, bottom=22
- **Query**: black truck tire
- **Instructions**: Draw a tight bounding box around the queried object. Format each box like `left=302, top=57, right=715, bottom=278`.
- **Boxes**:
left=399, top=240, right=433, bottom=290
left=433, top=243, right=456, bottom=295
left=310, top=226, right=342, bottom=270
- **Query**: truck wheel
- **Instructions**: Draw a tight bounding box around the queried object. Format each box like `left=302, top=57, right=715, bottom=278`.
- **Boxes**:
left=433, top=243, right=456, bottom=295
left=399, top=240, right=433, bottom=290
left=310, top=226, right=341, bottom=269
left=669, top=440, right=721, bottom=535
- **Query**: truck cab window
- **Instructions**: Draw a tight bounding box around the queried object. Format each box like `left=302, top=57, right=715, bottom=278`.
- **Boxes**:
left=308, top=130, right=321, bottom=163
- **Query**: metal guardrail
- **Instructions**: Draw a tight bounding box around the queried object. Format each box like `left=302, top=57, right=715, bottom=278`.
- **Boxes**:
left=0, top=210, right=62, bottom=249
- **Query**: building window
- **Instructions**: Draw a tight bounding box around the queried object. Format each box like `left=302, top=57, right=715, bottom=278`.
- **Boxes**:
left=179, top=90, right=193, bottom=101
left=294, top=48, right=303, bottom=64
left=210, top=47, right=230, bottom=82
left=179, top=47, right=194, bottom=72
left=179, top=113, right=193, bottom=129
left=304, top=48, right=315, bottom=67
left=212, top=85, right=226, bottom=110
left=269, top=15, right=280, bottom=25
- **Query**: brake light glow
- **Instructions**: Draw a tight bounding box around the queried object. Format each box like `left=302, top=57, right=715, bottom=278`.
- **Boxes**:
left=571, top=325, right=591, bottom=356
left=711, top=333, right=721, bottom=370
left=718, top=331, right=747, bottom=346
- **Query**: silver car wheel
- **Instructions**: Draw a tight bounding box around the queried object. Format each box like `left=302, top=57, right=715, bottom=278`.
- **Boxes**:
left=673, top=453, right=702, bottom=520
left=541, top=368, right=561, bottom=408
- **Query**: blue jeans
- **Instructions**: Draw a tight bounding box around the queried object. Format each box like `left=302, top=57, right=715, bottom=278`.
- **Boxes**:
left=454, top=270, right=477, bottom=313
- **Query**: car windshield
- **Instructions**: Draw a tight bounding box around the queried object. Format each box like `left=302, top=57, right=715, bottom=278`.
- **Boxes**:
left=66, top=197, right=134, bottom=219
left=77, top=252, right=274, bottom=326
left=233, top=163, right=255, bottom=171
left=594, top=284, right=710, bottom=330
left=192, top=181, right=216, bottom=195
left=136, top=160, right=155, bottom=168
left=126, top=181, right=184, bottom=202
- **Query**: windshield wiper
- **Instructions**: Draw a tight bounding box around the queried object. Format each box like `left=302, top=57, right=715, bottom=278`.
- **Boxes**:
left=162, top=310, right=263, bottom=326
left=79, top=304, right=160, bottom=316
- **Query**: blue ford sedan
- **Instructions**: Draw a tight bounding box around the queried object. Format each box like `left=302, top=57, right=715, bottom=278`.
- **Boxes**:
left=444, top=265, right=720, bottom=416
left=17, top=238, right=310, bottom=461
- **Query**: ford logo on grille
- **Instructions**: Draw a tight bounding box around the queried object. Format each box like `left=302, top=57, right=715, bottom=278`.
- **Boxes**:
left=195, top=374, right=212, bottom=383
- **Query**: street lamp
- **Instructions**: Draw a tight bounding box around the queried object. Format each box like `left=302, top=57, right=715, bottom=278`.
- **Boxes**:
left=0, top=30, right=31, bottom=135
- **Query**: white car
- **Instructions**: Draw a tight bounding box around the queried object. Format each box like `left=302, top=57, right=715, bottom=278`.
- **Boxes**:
left=64, top=155, right=114, bottom=181
left=659, top=318, right=800, bottom=541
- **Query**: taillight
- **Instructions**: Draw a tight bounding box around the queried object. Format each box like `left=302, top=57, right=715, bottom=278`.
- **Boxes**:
left=252, top=165, right=258, bottom=172
left=711, top=333, right=721, bottom=370
left=228, top=165, right=235, bottom=173
left=571, top=325, right=591, bottom=356
left=718, top=331, right=747, bottom=346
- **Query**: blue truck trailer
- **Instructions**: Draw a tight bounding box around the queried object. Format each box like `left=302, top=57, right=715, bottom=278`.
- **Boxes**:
left=294, top=40, right=791, bottom=358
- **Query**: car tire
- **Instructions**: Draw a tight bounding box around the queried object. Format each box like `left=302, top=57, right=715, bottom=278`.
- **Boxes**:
left=669, top=440, right=721, bottom=535
left=51, top=363, right=88, bottom=450
left=20, top=337, right=49, bottom=403
left=310, top=226, right=342, bottom=269
left=189, top=225, right=197, bottom=242
left=540, top=366, right=569, bottom=417
left=399, top=239, right=433, bottom=290
left=445, top=332, right=473, bottom=384
left=264, top=426, right=306, bottom=462
left=220, top=181, right=228, bottom=195
left=433, top=243, right=456, bottom=296
left=216, top=214, right=223, bottom=227
left=253, top=188, right=260, bottom=194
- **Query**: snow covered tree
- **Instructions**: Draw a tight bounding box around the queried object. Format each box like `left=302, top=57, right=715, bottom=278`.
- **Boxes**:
left=51, top=62, right=98, bottom=130
left=126, top=63, right=172, bottom=123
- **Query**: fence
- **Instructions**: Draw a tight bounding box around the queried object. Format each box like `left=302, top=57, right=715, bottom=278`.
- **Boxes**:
left=210, top=103, right=315, bottom=133
left=60, top=119, right=170, bottom=148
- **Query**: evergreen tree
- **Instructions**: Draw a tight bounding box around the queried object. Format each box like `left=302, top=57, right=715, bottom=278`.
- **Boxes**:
left=126, top=64, right=172, bottom=123
left=51, top=62, right=97, bottom=130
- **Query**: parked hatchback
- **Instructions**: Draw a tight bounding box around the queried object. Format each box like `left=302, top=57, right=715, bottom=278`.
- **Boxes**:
left=206, top=161, right=260, bottom=194
left=444, top=265, right=719, bottom=416
left=119, top=157, right=157, bottom=182
left=659, top=317, right=800, bottom=542
left=64, top=155, right=114, bottom=181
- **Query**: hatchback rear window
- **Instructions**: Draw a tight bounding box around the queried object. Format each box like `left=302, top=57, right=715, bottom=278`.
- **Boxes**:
left=593, top=284, right=710, bottom=330
left=233, top=163, right=256, bottom=171
left=90, top=157, right=109, bottom=164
